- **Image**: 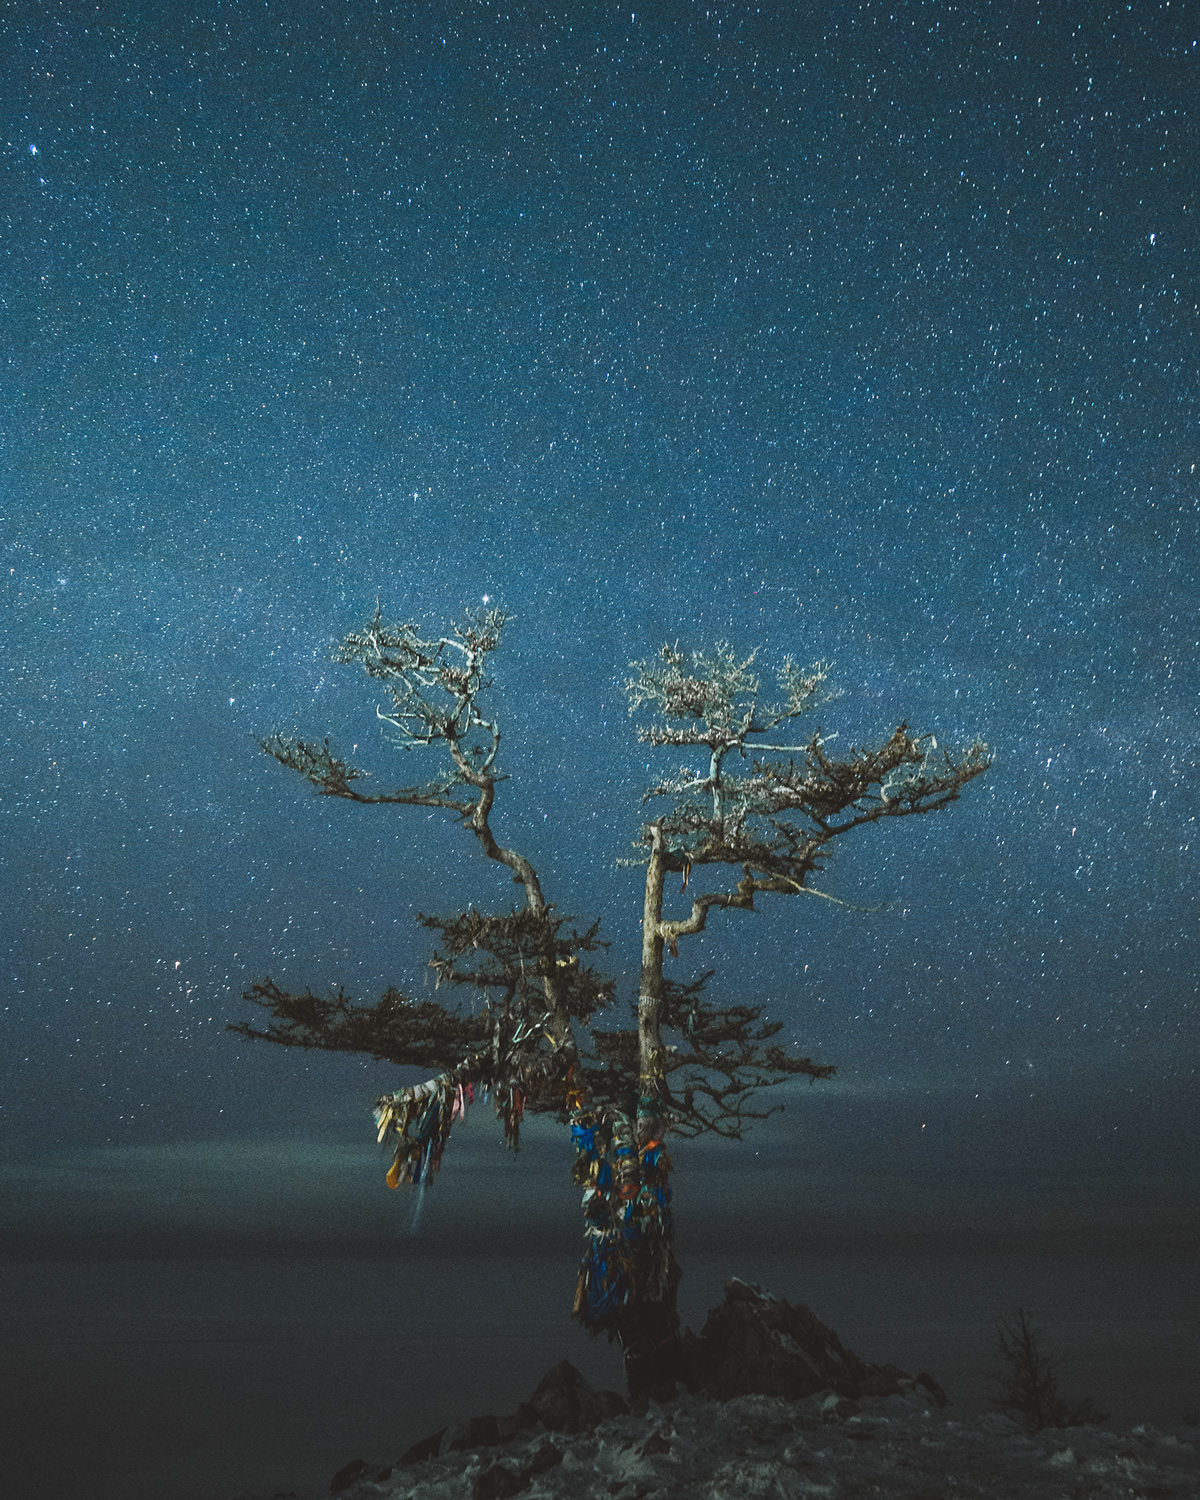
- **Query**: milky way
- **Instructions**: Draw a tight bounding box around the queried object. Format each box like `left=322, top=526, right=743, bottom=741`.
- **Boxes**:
left=2, top=3, right=1195, bottom=1255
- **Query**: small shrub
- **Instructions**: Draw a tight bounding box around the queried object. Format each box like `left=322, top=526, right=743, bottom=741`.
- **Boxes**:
left=990, top=1308, right=1109, bottom=1431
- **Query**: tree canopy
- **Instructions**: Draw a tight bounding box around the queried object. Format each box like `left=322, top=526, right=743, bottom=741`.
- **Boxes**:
left=233, top=605, right=989, bottom=1387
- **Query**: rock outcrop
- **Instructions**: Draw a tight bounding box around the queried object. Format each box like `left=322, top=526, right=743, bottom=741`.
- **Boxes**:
left=384, top=1279, right=943, bottom=1487
left=524, top=1360, right=630, bottom=1435
left=682, top=1278, right=948, bottom=1406
left=397, top=1360, right=629, bottom=1469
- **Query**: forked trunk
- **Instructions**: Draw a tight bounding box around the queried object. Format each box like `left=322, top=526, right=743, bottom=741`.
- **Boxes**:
left=617, top=822, right=687, bottom=1396
left=569, top=825, right=690, bottom=1395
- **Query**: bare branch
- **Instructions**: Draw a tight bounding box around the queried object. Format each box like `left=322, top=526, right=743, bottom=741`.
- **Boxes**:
left=257, top=734, right=476, bottom=813
left=240, top=607, right=988, bottom=1370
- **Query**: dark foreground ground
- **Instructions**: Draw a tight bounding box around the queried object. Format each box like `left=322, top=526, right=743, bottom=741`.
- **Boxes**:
left=249, top=1385, right=1200, bottom=1500
left=1, top=1246, right=1195, bottom=1500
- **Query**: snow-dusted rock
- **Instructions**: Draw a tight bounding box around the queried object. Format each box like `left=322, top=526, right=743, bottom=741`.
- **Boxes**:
left=302, top=1287, right=1196, bottom=1500
left=332, top=1388, right=1200, bottom=1500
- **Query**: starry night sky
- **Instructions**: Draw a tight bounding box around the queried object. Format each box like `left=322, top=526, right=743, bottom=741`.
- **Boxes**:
left=2, top=0, right=1196, bottom=1261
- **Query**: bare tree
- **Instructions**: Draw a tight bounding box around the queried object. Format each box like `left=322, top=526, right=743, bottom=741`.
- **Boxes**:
left=233, top=608, right=989, bottom=1392
left=991, top=1309, right=1108, bottom=1429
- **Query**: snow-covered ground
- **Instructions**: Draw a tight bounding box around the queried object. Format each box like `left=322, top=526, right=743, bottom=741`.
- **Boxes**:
left=317, top=1387, right=1200, bottom=1500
